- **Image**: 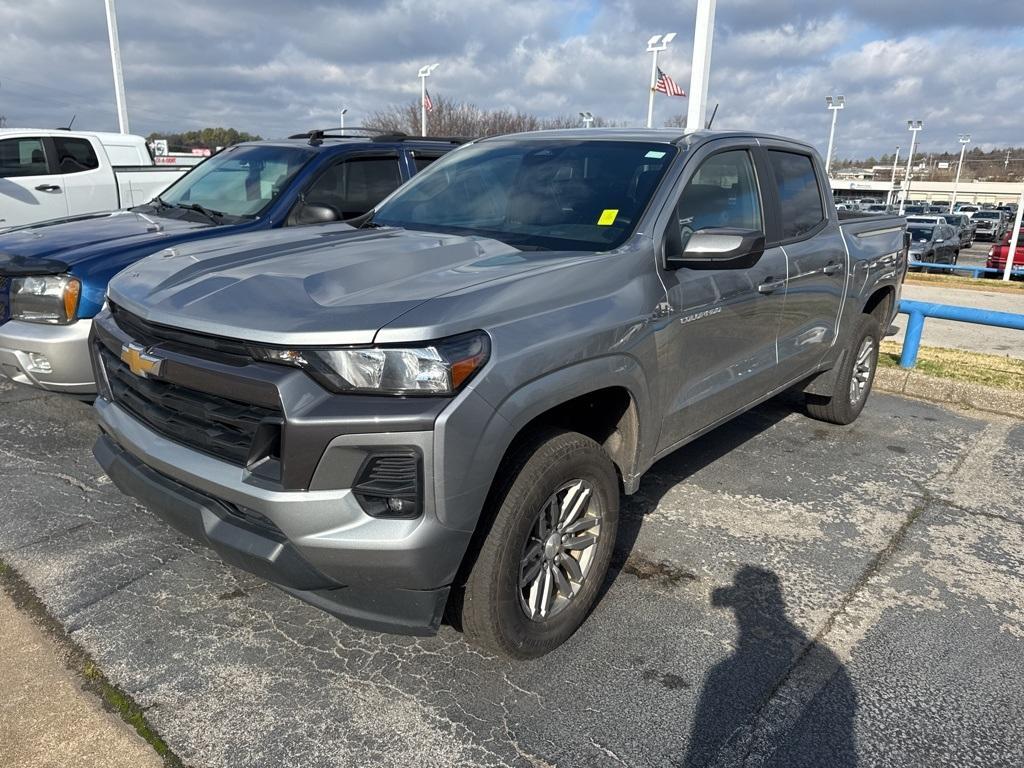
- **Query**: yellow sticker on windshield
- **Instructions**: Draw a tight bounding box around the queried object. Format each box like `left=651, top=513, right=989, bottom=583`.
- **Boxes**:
left=597, top=209, right=619, bottom=226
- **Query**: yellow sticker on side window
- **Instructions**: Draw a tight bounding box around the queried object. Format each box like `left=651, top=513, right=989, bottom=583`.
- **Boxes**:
left=597, top=209, right=619, bottom=226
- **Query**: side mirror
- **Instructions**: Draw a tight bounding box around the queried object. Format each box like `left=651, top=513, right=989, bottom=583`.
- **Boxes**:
left=665, top=227, right=766, bottom=270
left=294, top=203, right=340, bottom=225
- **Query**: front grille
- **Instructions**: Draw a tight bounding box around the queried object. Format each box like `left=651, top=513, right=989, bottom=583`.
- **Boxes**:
left=109, top=302, right=252, bottom=362
left=99, top=344, right=281, bottom=467
left=0, top=276, right=9, bottom=324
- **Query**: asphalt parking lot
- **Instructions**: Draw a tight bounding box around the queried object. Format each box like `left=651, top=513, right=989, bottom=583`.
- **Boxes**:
left=2, top=380, right=1023, bottom=768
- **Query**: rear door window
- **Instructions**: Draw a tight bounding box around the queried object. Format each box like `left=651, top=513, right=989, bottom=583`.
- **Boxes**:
left=0, top=137, right=49, bottom=177
left=411, top=152, right=446, bottom=173
left=52, top=137, right=100, bottom=174
left=767, top=151, right=825, bottom=240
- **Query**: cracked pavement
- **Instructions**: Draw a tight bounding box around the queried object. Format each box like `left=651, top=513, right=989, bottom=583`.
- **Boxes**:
left=1, top=379, right=1023, bottom=767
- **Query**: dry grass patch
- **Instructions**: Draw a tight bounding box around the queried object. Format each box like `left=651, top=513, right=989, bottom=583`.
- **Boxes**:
left=903, top=273, right=1024, bottom=294
left=879, top=340, right=1024, bottom=392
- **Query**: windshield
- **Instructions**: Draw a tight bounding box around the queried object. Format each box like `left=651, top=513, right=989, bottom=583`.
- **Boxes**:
left=974, top=212, right=1000, bottom=220
left=908, top=226, right=934, bottom=242
left=157, top=144, right=314, bottom=217
left=942, top=215, right=961, bottom=225
left=372, top=140, right=678, bottom=251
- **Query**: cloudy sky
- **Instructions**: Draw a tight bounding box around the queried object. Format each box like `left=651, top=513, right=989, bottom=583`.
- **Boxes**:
left=2, top=0, right=1022, bottom=159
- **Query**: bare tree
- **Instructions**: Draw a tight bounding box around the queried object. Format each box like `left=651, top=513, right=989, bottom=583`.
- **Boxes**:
left=663, top=114, right=687, bottom=128
left=367, top=95, right=616, bottom=138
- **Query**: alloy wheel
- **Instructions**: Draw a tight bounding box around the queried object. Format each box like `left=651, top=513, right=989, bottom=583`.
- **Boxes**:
left=518, top=479, right=602, bottom=621
left=849, top=336, right=876, bottom=406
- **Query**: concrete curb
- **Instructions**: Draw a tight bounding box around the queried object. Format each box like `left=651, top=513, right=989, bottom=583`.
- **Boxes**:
left=875, top=366, right=1024, bottom=419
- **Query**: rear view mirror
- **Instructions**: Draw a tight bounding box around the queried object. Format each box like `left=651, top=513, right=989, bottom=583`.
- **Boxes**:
left=665, top=227, right=765, bottom=270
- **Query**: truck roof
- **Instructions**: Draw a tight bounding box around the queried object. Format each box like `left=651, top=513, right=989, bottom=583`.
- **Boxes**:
left=473, top=127, right=818, bottom=152
left=0, top=128, right=147, bottom=143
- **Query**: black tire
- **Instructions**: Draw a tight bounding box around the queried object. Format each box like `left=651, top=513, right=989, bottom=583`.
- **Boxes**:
left=460, top=429, right=619, bottom=658
left=805, top=314, right=881, bottom=425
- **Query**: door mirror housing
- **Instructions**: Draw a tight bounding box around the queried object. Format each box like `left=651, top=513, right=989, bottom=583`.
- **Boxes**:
left=293, top=203, right=340, bottom=225
left=664, top=227, right=766, bottom=270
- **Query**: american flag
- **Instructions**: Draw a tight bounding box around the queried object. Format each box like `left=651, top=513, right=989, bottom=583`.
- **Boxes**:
left=423, top=89, right=434, bottom=112
left=654, top=68, right=686, bottom=97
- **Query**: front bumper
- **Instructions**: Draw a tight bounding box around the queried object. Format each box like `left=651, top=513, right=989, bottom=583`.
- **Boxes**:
left=93, top=400, right=470, bottom=635
left=0, top=318, right=95, bottom=394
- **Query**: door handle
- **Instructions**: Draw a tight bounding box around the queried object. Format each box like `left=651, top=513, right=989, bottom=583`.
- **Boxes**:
left=823, top=263, right=843, bottom=275
left=757, top=278, right=786, bottom=294
left=34, top=184, right=61, bottom=192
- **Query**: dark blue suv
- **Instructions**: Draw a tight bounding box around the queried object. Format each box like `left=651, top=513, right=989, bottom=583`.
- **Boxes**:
left=0, top=130, right=460, bottom=394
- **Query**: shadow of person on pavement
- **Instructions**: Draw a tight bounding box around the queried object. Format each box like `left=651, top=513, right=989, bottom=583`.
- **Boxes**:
left=683, top=566, right=858, bottom=768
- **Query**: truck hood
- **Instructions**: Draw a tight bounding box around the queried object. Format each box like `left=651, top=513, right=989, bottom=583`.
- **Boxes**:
left=0, top=210, right=214, bottom=274
left=108, top=225, right=582, bottom=346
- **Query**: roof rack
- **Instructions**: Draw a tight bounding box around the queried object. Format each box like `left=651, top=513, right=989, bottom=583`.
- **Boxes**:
left=287, top=128, right=470, bottom=145
left=368, top=132, right=470, bottom=145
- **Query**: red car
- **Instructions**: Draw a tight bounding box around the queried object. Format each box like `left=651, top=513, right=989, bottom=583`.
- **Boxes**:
left=987, top=230, right=1024, bottom=277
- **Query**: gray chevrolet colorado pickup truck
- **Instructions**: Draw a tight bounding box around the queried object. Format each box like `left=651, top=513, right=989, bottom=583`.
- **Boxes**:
left=90, top=129, right=907, bottom=658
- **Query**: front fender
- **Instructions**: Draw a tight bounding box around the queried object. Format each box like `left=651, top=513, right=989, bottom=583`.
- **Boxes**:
left=432, top=354, right=652, bottom=532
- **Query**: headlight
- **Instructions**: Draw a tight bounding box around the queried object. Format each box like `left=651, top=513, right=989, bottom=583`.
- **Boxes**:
left=250, top=331, right=490, bottom=395
left=10, top=275, right=81, bottom=324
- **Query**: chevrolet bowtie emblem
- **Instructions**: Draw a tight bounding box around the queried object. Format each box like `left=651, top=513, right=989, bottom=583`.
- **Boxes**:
left=120, top=342, right=163, bottom=378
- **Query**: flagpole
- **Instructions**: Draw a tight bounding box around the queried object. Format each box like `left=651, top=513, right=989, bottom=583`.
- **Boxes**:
left=645, top=34, right=675, bottom=129
left=647, top=49, right=659, bottom=129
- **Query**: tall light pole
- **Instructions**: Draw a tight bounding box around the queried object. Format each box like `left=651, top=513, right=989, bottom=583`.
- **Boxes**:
left=103, top=0, right=130, bottom=134
left=824, top=95, right=845, bottom=176
left=418, top=63, right=439, bottom=137
left=949, top=133, right=971, bottom=213
left=339, top=107, right=348, bottom=132
left=687, top=0, right=717, bottom=132
left=899, top=120, right=923, bottom=216
left=886, top=146, right=900, bottom=209
left=645, top=33, right=676, bottom=129
left=1003, top=191, right=1024, bottom=282
left=579, top=111, right=594, bottom=128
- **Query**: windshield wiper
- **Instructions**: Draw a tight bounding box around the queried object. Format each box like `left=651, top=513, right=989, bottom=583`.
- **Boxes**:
left=151, top=195, right=172, bottom=211
left=177, top=202, right=225, bottom=223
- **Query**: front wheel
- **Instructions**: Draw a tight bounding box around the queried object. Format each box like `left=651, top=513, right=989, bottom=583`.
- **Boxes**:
left=459, top=430, right=619, bottom=658
left=805, top=314, right=881, bottom=425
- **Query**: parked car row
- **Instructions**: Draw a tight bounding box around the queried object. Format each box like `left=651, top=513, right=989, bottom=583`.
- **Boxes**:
left=2, top=127, right=909, bottom=656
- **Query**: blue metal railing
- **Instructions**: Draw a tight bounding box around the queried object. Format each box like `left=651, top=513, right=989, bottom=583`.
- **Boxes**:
left=909, top=260, right=1024, bottom=279
left=897, top=299, right=1024, bottom=368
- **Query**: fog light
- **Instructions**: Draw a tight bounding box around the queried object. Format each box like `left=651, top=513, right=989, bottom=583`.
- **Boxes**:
left=352, top=451, right=422, bottom=519
left=26, top=352, right=52, bottom=373
left=386, top=497, right=410, bottom=515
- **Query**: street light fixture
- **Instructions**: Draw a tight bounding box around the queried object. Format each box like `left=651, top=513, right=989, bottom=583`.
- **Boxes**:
left=418, top=62, right=439, bottom=137
left=899, top=120, right=923, bottom=216
left=949, top=133, right=971, bottom=213
left=645, top=32, right=676, bottom=129
left=340, top=107, right=348, bottom=132
left=824, top=95, right=845, bottom=176
left=579, top=111, right=594, bottom=128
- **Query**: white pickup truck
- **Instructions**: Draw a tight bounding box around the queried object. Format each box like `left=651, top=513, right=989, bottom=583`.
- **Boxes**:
left=0, top=129, right=191, bottom=230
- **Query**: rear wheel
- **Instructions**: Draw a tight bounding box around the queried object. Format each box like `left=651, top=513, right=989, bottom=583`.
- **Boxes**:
left=460, top=430, right=619, bottom=658
left=805, top=314, right=880, bottom=425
